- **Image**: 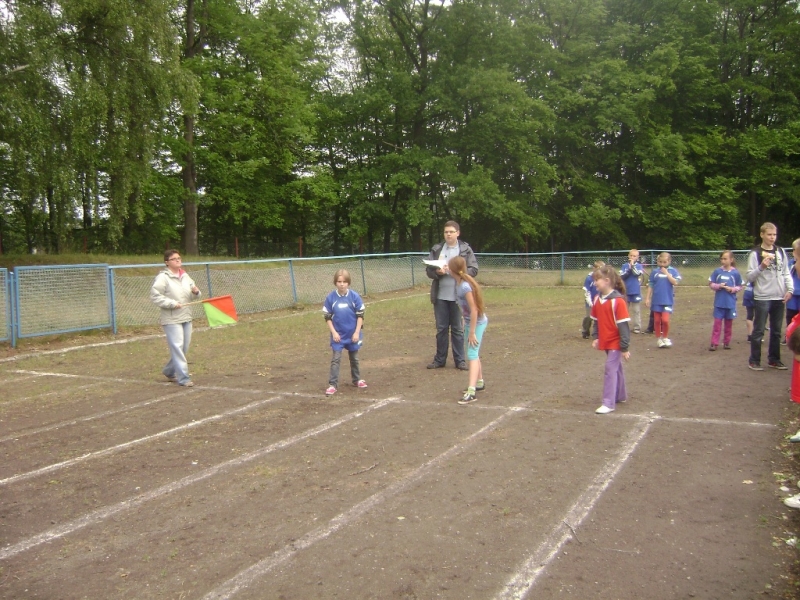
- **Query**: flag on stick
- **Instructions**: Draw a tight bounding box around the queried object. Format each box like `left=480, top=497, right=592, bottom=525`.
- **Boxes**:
left=202, top=295, right=238, bottom=327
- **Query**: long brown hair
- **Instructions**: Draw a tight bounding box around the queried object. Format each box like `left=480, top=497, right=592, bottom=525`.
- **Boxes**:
left=447, top=256, right=485, bottom=317
left=593, top=265, right=627, bottom=296
left=720, top=250, right=736, bottom=267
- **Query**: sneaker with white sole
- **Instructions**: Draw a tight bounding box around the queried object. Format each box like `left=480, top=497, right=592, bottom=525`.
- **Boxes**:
left=785, top=494, right=800, bottom=509
left=748, top=361, right=764, bottom=371
left=656, top=337, right=665, bottom=348
left=356, top=380, right=368, bottom=389
left=325, top=386, right=337, bottom=396
left=458, top=391, right=477, bottom=405
left=595, top=405, right=614, bottom=414
left=662, top=338, right=672, bottom=348
left=769, top=360, right=788, bottom=370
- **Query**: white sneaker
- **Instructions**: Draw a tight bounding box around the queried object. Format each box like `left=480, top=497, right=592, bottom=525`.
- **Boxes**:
left=785, top=494, right=800, bottom=509
left=663, top=338, right=672, bottom=348
left=595, top=405, right=614, bottom=414
left=656, top=337, right=665, bottom=348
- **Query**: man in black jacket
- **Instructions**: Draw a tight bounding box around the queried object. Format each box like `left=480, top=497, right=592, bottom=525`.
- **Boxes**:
left=425, top=221, right=479, bottom=369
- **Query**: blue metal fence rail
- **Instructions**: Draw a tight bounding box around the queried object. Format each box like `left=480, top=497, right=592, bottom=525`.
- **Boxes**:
left=0, top=269, right=9, bottom=344
left=0, top=248, right=786, bottom=347
left=12, top=265, right=113, bottom=345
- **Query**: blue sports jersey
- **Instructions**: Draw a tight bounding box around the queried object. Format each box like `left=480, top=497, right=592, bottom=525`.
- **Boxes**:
left=583, top=273, right=599, bottom=307
left=323, top=289, right=365, bottom=351
left=456, top=281, right=488, bottom=325
left=620, top=261, right=643, bottom=298
left=788, top=260, right=800, bottom=311
left=709, top=267, right=742, bottom=310
left=649, top=266, right=681, bottom=307
left=742, top=281, right=754, bottom=308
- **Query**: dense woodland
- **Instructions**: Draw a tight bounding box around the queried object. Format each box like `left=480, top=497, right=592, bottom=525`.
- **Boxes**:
left=1, top=0, right=799, bottom=257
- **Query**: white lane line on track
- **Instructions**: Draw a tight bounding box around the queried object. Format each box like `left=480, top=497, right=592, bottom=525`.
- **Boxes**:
left=0, top=389, right=194, bottom=444
left=0, top=374, right=42, bottom=385
left=659, top=415, right=778, bottom=427
left=201, top=406, right=524, bottom=600
left=0, top=381, right=106, bottom=408
left=0, top=397, right=399, bottom=561
left=0, top=393, right=290, bottom=486
left=399, top=400, right=778, bottom=429
left=494, top=418, right=652, bottom=600
left=11, top=369, right=264, bottom=394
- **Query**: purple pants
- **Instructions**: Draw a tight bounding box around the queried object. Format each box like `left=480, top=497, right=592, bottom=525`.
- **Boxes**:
left=710, top=318, right=733, bottom=346
left=602, top=350, right=627, bottom=409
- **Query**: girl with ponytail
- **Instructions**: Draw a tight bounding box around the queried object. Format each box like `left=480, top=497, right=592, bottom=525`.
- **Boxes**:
left=447, top=256, right=488, bottom=404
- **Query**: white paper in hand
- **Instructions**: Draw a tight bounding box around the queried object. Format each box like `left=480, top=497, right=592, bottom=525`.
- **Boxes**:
left=423, top=259, right=448, bottom=269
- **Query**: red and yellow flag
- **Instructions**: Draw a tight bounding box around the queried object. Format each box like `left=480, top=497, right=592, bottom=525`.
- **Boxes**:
left=202, top=295, right=238, bottom=327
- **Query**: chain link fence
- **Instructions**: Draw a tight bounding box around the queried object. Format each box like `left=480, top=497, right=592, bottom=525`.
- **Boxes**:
left=0, top=269, right=9, bottom=343
left=14, top=265, right=112, bottom=339
left=110, top=255, right=424, bottom=327
left=2, top=249, right=789, bottom=346
left=476, top=249, right=781, bottom=288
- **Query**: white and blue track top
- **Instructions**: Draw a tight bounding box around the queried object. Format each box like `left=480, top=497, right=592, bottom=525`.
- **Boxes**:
left=323, top=289, right=365, bottom=352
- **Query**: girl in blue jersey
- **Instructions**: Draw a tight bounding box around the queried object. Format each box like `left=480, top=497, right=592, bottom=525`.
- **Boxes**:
left=581, top=261, right=605, bottom=338
left=323, top=270, right=367, bottom=396
left=448, top=256, right=488, bottom=405
left=743, top=280, right=755, bottom=341
left=708, top=250, right=742, bottom=351
left=645, top=252, right=681, bottom=348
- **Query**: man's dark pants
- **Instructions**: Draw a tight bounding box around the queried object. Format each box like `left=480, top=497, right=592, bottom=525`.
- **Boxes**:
left=750, top=299, right=785, bottom=365
left=433, top=299, right=465, bottom=367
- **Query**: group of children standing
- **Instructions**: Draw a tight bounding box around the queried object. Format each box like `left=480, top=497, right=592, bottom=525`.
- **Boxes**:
left=584, top=235, right=800, bottom=416
left=323, top=236, right=800, bottom=418
left=583, top=250, right=682, bottom=414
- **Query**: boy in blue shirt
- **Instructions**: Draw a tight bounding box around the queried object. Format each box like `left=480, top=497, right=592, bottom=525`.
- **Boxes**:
left=620, top=249, right=644, bottom=333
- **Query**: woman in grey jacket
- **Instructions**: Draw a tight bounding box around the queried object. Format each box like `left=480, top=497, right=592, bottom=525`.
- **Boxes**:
left=150, top=250, right=201, bottom=386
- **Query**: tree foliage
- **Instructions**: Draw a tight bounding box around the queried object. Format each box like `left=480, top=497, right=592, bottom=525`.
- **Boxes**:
left=1, top=0, right=799, bottom=255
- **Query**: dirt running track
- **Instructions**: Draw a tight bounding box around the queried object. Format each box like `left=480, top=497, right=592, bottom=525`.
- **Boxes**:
left=0, top=286, right=797, bottom=599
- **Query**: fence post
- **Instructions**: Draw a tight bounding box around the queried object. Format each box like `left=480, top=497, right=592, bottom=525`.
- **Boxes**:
left=10, top=270, right=17, bottom=348
left=108, top=267, right=117, bottom=335
left=410, top=255, right=415, bottom=286
left=560, top=253, right=565, bottom=285
left=205, top=263, right=213, bottom=297
left=1, top=271, right=8, bottom=345
left=360, top=256, right=367, bottom=295
left=288, top=260, right=298, bottom=304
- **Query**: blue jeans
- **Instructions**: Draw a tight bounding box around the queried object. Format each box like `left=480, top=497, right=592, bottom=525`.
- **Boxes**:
left=162, top=322, right=193, bottom=385
left=433, top=299, right=465, bottom=366
left=750, top=299, right=784, bottom=364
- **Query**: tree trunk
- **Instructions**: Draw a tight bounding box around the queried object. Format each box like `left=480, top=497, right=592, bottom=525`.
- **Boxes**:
left=182, top=0, right=199, bottom=255
left=46, top=185, right=56, bottom=253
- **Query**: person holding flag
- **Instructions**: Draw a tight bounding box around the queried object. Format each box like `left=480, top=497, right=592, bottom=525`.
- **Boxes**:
left=150, top=250, right=201, bottom=387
